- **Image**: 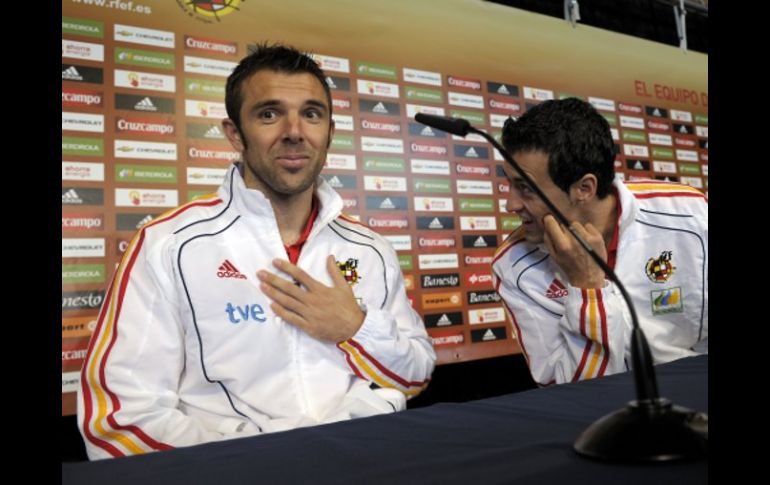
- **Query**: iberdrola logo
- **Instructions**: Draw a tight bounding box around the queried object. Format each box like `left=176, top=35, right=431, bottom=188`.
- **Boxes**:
left=177, top=0, right=243, bottom=23
left=336, top=258, right=361, bottom=286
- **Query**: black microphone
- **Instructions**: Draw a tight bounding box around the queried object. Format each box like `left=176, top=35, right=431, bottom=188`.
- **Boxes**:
left=414, top=113, right=471, bottom=137
left=415, top=114, right=707, bottom=462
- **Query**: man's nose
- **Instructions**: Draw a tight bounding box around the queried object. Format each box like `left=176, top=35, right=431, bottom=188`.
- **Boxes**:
left=282, top=112, right=303, bottom=142
left=506, top=191, right=524, bottom=213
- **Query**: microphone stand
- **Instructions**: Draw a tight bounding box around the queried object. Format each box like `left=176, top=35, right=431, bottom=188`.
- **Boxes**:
left=415, top=113, right=707, bottom=462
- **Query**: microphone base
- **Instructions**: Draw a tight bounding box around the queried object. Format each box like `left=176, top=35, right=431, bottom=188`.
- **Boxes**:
left=574, top=398, right=708, bottom=462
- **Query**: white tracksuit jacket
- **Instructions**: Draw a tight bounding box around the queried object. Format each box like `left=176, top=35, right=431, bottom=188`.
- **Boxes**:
left=492, top=180, right=708, bottom=386
left=78, top=163, right=436, bottom=459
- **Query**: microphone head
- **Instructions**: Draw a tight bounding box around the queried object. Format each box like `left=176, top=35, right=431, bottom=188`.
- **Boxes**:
left=414, top=113, right=471, bottom=137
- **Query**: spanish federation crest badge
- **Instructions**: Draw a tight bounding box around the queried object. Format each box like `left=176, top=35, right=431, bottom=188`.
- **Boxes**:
left=336, top=258, right=361, bottom=286
left=645, top=250, right=676, bottom=283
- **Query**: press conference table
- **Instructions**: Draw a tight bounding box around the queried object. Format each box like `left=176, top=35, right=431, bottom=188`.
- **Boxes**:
left=63, top=355, right=707, bottom=484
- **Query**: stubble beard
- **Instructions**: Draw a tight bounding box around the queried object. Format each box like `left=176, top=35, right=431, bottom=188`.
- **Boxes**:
left=244, top=150, right=324, bottom=199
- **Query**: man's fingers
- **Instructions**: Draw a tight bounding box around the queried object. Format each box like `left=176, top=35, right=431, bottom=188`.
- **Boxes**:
left=260, top=281, right=306, bottom=313
left=257, top=269, right=306, bottom=300
left=269, top=301, right=308, bottom=329
left=326, top=255, right=348, bottom=288
left=582, top=222, right=603, bottom=242
left=572, top=222, right=606, bottom=254
left=543, top=227, right=557, bottom=256
left=543, top=214, right=570, bottom=251
left=569, top=221, right=589, bottom=239
left=271, top=259, right=319, bottom=290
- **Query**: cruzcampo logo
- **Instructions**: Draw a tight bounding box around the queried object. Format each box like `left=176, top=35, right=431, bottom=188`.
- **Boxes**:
left=398, top=255, right=413, bottom=271
left=363, top=157, right=404, bottom=172
left=185, top=78, right=226, bottom=97
left=652, top=147, right=674, bottom=159
left=62, top=17, right=104, bottom=38
left=115, top=164, right=177, bottom=183
left=406, top=87, right=443, bottom=103
left=62, top=136, right=103, bottom=156
left=62, top=264, right=105, bottom=284
left=177, top=0, right=242, bottom=23
left=501, top=216, right=522, bottom=231
left=115, top=47, right=175, bottom=70
left=695, top=114, right=708, bottom=125
left=679, top=163, right=701, bottom=175
left=622, top=130, right=647, bottom=143
left=331, top=134, right=355, bottom=150
left=601, top=112, right=618, bottom=126
left=356, top=61, right=397, bottom=80
left=459, top=198, right=494, bottom=212
left=450, top=110, right=484, bottom=125
left=413, top=178, right=451, bottom=193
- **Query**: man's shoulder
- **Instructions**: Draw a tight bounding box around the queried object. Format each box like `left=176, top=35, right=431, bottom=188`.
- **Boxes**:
left=493, top=227, right=538, bottom=270
left=620, top=180, right=707, bottom=231
left=327, top=213, right=398, bottom=254
left=140, top=194, right=228, bottom=243
left=622, top=179, right=707, bottom=209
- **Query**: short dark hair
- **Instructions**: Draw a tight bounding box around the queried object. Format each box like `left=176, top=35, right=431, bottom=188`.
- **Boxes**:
left=225, top=42, right=332, bottom=132
left=501, top=98, right=616, bottom=198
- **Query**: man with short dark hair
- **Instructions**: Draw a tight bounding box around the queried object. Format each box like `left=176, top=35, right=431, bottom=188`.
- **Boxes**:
left=78, top=43, right=435, bottom=459
left=492, top=98, right=707, bottom=386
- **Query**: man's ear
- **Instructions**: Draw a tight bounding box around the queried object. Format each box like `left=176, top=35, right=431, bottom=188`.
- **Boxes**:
left=222, top=119, right=245, bottom=152
left=570, top=174, right=598, bottom=204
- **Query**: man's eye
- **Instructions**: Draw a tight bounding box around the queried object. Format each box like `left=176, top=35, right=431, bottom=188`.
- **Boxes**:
left=305, top=109, right=322, bottom=120
left=515, top=183, right=532, bottom=194
left=259, top=110, right=278, bottom=121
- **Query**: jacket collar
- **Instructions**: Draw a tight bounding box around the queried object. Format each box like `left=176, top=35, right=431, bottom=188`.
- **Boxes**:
left=218, top=162, right=343, bottom=236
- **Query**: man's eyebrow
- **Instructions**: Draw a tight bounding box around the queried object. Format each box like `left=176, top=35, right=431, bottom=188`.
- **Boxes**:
left=304, top=99, right=329, bottom=111
left=247, top=98, right=329, bottom=113
left=250, top=99, right=282, bottom=111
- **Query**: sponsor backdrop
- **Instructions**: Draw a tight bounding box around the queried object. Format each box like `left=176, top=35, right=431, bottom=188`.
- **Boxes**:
left=61, top=0, right=707, bottom=415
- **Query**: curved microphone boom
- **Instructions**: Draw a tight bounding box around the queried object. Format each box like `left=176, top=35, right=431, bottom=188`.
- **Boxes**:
left=415, top=113, right=707, bottom=462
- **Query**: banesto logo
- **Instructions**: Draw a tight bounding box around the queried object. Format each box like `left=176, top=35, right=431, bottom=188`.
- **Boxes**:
left=62, top=290, right=105, bottom=311
left=421, top=273, right=460, bottom=289
left=467, top=290, right=502, bottom=305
